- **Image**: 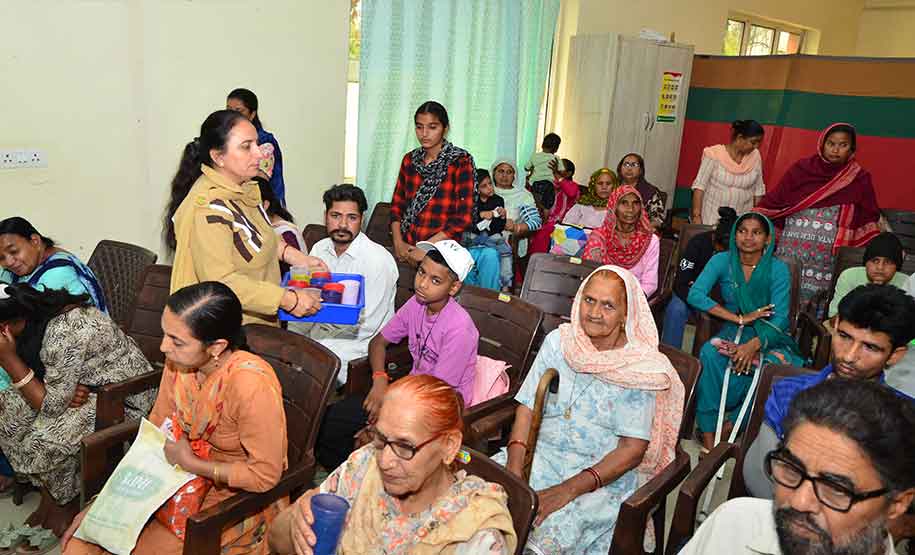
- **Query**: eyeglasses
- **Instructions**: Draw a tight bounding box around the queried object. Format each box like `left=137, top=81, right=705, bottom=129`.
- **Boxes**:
left=367, top=427, right=442, bottom=461
left=764, top=449, right=888, bottom=512
left=622, top=161, right=642, bottom=168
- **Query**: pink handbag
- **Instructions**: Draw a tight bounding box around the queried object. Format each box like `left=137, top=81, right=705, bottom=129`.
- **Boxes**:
left=470, top=356, right=510, bottom=406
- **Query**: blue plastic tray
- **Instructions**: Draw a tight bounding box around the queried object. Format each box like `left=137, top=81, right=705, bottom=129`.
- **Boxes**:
left=278, top=272, right=365, bottom=324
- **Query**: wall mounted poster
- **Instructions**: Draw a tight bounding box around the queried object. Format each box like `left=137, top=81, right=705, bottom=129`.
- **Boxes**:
left=657, top=71, right=682, bottom=123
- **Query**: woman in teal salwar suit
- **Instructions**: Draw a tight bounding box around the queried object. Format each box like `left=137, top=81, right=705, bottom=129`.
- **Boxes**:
left=687, top=212, right=802, bottom=451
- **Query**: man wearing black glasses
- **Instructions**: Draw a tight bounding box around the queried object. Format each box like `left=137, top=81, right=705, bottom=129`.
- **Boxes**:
left=682, top=378, right=915, bottom=554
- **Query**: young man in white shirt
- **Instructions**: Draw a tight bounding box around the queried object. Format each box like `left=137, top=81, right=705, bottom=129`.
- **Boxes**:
left=303, top=184, right=398, bottom=384
left=681, top=379, right=915, bottom=555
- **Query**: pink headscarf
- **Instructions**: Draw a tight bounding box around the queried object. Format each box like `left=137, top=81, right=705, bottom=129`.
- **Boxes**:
left=559, top=265, right=685, bottom=482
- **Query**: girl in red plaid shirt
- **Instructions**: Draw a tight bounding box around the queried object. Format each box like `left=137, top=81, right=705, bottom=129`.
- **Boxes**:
left=389, top=101, right=477, bottom=265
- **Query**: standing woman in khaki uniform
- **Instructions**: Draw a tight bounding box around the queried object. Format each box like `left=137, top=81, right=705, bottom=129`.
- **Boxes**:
left=163, top=110, right=326, bottom=325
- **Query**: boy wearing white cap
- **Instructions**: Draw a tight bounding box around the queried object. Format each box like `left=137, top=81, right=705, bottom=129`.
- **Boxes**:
left=316, top=240, right=479, bottom=470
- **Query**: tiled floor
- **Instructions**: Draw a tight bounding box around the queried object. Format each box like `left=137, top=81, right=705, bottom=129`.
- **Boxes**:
left=0, top=492, right=61, bottom=555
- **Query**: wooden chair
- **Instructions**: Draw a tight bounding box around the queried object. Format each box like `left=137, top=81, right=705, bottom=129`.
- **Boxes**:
left=344, top=286, right=543, bottom=428
left=87, top=239, right=158, bottom=328
left=666, top=365, right=815, bottom=552
left=518, top=253, right=601, bottom=352
left=652, top=237, right=677, bottom=306
left=365, top=202, right=393, bottom=248
left=650, top=224, right=714, bottom=333
left=94, top=264, right=172, bottom=431
left=884, top=209, right=915, bottom=254
left=394, top=260, right=417, bottom=310
left=123, top=264, right=172, bottom=366
left=302, top=224, right=328, bottom=252
left=469, top=344, right=701, bottom=554
left=80, top=328, right=341, bottom=555
left=456, top=447, right=538, bottom=555
left=606, top=343, right=702, bottom=555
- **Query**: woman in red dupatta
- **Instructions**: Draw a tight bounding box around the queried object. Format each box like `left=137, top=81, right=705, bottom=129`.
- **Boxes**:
left=582, top=185, right=661, bottom=296
left=756, top=123, right=881, bottom=309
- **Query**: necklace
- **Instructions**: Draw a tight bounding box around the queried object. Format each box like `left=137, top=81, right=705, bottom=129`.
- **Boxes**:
left=740, top=262, right=757, bottom=270
left=564, top=373, right=597, bottom=419
left=417, top=306, right=442, bottom=362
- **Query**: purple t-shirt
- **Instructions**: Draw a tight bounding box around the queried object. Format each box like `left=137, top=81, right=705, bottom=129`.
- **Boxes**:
left=381, top=296, right=479, bottom=403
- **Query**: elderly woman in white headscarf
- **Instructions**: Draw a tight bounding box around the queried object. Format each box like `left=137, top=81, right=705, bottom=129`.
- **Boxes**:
left=497, top=265, right=684, bottom=554
left=464, top=158, right=541, bottom=291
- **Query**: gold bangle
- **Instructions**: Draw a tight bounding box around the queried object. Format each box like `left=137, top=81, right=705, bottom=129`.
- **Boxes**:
left=213, top=463, right=221, bottom=484
left=12, top=369, right=35, bottom=390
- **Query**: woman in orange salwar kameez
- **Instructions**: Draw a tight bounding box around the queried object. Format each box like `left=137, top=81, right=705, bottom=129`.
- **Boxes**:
left=62, top=281, right=288, bottom=555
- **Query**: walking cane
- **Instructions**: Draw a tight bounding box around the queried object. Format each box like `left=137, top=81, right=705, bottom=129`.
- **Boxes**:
left=522, top=368, right=560, bottom=482
left=699, top=325, right=765, bottom=519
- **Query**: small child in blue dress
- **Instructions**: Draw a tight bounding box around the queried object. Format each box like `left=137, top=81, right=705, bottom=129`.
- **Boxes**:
left=463, top=169, right=514, bottom=290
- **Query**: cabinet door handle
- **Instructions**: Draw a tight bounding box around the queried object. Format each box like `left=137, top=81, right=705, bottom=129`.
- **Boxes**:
left=649, top=118, right=656, bottom=131
left=643, top=112, right=650, bottom=130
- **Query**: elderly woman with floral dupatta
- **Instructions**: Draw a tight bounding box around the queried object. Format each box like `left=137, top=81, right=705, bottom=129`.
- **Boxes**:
left=270, top=374, right=516, bottom=555
left=756, top=123, right=881, bottom=308
left=498, top=266, right=684, bottom=554
left=582, top=185, right=660, bottom=297
left=63, top=282, right=287, bottom=555
left=687, top=212, right=803, bottom=453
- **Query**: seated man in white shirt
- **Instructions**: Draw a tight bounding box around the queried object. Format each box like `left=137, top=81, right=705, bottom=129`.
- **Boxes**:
left=301, top=184, right=398, bottom=384
left=682, top=378, right=915, bottom=555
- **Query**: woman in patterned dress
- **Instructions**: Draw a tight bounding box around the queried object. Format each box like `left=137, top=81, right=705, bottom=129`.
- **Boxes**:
left=0, top=284, right=155, bottom=536
left=269, top=374, right=516, bottom=555
left=756, top=123, right=881, bottom=309
left=498, top=266, right=684, bottom=554
left=691, top=120, right=766, bottom=225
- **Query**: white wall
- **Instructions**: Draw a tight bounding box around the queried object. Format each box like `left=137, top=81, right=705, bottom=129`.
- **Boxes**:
left=0, top=0, right=349, bottom=260
left=546, top=0, right=866, bottom=138
left=857, top=4, right=915, bottom=56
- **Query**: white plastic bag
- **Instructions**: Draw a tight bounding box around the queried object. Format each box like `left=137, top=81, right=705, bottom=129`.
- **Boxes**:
left=74, top=418, right=196, bottom=555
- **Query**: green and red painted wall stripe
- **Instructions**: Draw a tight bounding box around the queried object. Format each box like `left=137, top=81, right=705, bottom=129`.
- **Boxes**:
left=675, top=55, right=915, bottom=211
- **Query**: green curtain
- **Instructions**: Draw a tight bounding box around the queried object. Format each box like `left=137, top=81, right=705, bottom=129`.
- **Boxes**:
left=356, top=0, right=560, bottom=212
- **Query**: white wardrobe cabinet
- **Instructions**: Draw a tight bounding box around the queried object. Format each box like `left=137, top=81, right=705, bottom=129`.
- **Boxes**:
left=559, top=33, right=693, bottom=208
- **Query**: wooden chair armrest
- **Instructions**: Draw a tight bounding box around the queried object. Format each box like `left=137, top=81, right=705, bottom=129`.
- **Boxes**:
left=95, top=369, right=163, bottom=431
left=649, top=289, right=673, bottom=330
left=464, top=389, right=518, bottom=423
left=796, top=311, right=831, bottom=370
left=667, top=442, right=740, bottom=551
left=466, top=401, right=519, bottom=453
left=649, top=289, right=672, bottom=309
left=183, top=464, right=314, bottom=555
left=343, top=343, right=411, bottom=396
left=691, top=311, right=725, bottom=358
left=612, top=449, right=691, bottom=555
left=81, top=419, right=142, bottom=505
